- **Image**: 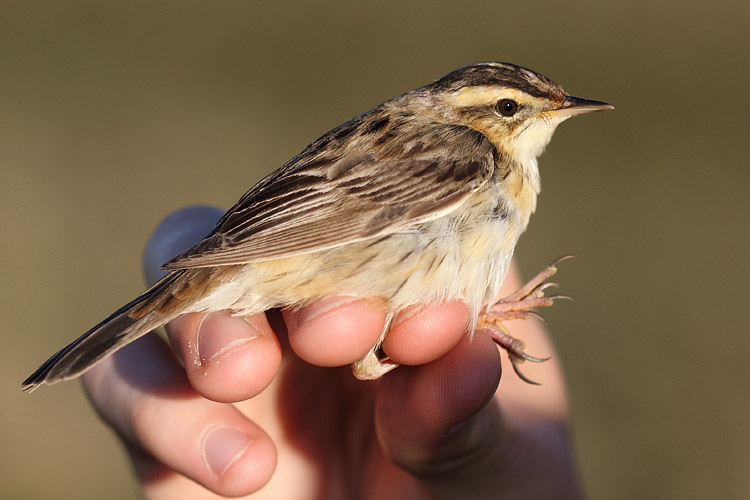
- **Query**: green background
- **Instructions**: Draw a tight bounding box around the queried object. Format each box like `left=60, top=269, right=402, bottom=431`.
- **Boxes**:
left=2, top=1, right=748, bottom=498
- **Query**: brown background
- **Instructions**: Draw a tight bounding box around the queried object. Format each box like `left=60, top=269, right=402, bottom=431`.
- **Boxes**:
left=2, top=1, right=748, bottom=499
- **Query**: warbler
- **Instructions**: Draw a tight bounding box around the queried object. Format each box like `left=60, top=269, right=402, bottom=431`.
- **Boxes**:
left=22, top=62, right=611, bottom=391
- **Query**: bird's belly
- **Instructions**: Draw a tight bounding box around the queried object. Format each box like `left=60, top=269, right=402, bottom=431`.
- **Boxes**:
left=222, top=211, right=522, bottom=324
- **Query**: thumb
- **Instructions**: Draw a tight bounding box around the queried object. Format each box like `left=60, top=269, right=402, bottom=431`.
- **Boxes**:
left=142, top=205, right=224, bottom=285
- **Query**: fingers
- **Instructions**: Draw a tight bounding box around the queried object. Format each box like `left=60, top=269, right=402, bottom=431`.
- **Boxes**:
left=374, top=326, right=578, bottom=499
left=83, top=334, right=277, bottom=498
left=384, top=301, right=469, bottom=365
left=372, top=262, right=579, bottom=499
left=82, top=206, right=279, bottom=497
left=374, top=332, right=507, bottom=499
left=166, top=312, right=282, bottom=403
left=282, top=297, right=388, bottom=366
left=142, top=206, right=281, bottom=403
left=375, top=332, right=502, bottom=470
left=168, top=294, right=468, bottom=397
left=284, top=299, right=470, bottom=368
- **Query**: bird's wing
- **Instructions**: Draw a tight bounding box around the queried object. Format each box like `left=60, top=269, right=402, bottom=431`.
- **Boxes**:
left=163, top=123, right=496, bottom=269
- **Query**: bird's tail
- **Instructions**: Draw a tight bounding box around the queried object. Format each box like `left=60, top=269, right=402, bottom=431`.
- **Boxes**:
left=22, top=268, right=210, bottom=392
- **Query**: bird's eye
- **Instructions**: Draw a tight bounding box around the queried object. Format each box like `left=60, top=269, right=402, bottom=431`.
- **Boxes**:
left=496, top=99, right=519, bottom=117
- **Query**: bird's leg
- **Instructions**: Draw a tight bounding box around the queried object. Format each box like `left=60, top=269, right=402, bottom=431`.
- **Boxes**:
left=352, top=312, right=398, bottom=380
left=478, top=255, right=573, bottom=384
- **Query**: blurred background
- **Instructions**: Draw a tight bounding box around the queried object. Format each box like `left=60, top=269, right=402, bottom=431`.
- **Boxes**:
left=2, top=1, right=748, bottom=498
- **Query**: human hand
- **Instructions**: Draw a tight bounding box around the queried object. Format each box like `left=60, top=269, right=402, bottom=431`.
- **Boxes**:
left=83, top=206, right=582, bottom=499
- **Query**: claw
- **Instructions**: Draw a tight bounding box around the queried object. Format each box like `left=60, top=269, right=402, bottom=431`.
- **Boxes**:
left=511, top=362, right=542, bottom=386
left=525, top=310, right=547, bottom=324
left=514, top=350, right=551, bottom=364
left=476, top=255, right=574, bottom=385
left=535, top=282, right=560, bottom=294
left=501, top=255, right=572, bottom=304
left=547, top=294, right=574, bottom=302
left=479, top=327, right=549, bottom=364
left=550, top=254, right=575, bottom=267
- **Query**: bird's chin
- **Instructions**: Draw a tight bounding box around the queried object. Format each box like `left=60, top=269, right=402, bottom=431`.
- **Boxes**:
left=512, top=116, right=564, bottom=160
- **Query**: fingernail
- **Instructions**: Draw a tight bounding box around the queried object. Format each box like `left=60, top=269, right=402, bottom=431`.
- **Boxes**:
left=197, top=312, right=259, bottom=366
left=295, top=296, right=360, bottom=326
left=203, top=426, right=253, bottom=477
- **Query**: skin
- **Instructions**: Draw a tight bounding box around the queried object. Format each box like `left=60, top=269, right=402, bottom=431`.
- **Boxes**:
left=82, top=206, right=582, bottom=499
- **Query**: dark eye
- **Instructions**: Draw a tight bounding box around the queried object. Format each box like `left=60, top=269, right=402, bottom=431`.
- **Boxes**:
left=496, top=99, right=519, bottom=117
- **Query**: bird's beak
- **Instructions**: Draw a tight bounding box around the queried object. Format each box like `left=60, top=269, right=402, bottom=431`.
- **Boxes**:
left=551, top=95, right=614, bottom=117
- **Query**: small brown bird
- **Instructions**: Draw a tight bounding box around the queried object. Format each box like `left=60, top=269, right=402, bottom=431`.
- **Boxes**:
left=22, top=62, right=611, bottom=391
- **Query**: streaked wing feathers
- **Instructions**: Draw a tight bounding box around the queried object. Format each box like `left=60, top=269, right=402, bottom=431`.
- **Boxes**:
left=164, top=123, right=495, bottom=269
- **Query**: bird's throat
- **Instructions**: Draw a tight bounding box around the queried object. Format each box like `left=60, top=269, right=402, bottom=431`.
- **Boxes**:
left=503, top=157, right=540, bottom=229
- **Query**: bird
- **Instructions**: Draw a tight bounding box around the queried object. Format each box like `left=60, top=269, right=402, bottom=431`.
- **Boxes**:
left=22, top=62, right=612, bottom=392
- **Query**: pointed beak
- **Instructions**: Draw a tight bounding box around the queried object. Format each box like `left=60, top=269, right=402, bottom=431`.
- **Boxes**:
left=551, top=95, right=614, bottom=117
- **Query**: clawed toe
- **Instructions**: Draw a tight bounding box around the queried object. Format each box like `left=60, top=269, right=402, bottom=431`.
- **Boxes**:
left=477, top=255, right=573, bottom=385
left=511, top=362, right=542, bottom=386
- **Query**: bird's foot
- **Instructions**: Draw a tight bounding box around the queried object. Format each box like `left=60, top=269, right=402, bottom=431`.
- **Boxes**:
left=478, top=255, right=573, bottom=385
left=352, top=349, right=398, bottom=380
left=352, top=312, right=398, bottom=380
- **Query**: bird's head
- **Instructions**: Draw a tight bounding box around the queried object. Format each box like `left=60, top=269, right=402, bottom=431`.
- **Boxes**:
left=420, top=62, right=612, bottom=163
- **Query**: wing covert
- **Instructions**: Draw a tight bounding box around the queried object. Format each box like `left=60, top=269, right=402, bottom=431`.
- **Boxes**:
left=164, top=122, right=496, bottom=269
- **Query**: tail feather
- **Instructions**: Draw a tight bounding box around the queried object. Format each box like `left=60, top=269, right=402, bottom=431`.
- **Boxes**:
left=22, top=270, right=195, bottom=392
